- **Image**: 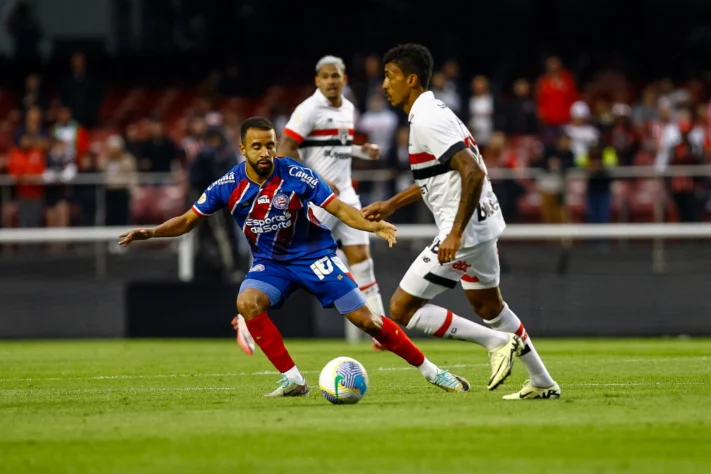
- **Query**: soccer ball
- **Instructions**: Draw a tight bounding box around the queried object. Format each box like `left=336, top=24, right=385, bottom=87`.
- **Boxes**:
left=319, top=357, right=369, bottom=405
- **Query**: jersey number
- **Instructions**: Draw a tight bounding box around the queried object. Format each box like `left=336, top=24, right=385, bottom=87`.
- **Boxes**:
left=310, top=255, right=349, bottom=280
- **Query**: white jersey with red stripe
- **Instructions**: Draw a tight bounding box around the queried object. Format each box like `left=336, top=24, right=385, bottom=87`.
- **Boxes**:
left=408, top=91, right=505, bottom=247
left=283, top=89, right=356, bottom=194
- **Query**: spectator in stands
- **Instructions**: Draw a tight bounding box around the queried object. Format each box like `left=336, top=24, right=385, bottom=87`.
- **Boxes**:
left=632, top=85, right=659, bottom=128
left=501, top=78, right=539, bottom=136
left=8, top=135, right=45, bottom=228
left=98, top=135, right=137, bottom=228
left=13, top=106, right=49, bottom=150
left=485, top=131, right=525, bottom=223
left=179, top=116, right=206, bottom=166
left=43, top=138, right=76, bottom=234
left=140, top=118, right=178, bottom=174
left=432, top=72, right=462, bottom=116
left=74, top=143, right=100, bottom=226
left=52, top=106, right=89, bottom=165
left=564, top=101, right=599, bottom=167
left=188, top=127, right=240, bottom=279
left=607, top=103, right=640, bottom=166
left=535, top=55, right=579, bottom=143
left=360, top=54, right=383, bottom=111
left=535, top=134, right=574, bottom=224
left=591, top=97, right=615, bottom=137
left=585, top=145, right=613, bottom=225
left=442, top=59, right=465, bottom=119
left=655, top=109, right=705, bottom=172
left=358, top=94, right=399, bottom=158
left=467, top=75, right=494, bottom=148
left=20, top=73, right=49, bottom=113
left=123, top=123, right=144, bottom=161
left=61, top=52, right=103, bottom=127
left=667, top=119, right=704, bottom=222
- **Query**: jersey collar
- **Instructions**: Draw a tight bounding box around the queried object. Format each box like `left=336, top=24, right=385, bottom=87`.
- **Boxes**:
left=408, top=91, right=434, bottom=122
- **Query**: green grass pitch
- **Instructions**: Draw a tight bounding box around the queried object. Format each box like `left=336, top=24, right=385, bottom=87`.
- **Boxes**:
left=1, top=338, right=710, bottom=473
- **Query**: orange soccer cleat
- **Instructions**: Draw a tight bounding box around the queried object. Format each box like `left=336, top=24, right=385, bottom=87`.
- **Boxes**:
left=231, top=314, right=255, bottom=355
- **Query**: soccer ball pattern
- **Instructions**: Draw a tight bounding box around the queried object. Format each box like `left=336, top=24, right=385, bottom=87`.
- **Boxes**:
left=319, top=357, right=369, bottom=404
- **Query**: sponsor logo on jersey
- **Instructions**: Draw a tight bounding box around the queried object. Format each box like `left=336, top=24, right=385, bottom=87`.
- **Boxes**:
left=271, top=192, right=290, bottom=210
left=257, top=195, right=270, bottom=205
left=245, top=212, right=292, bottom=234
left=207, top=172, right=235, bottom=190
left=452, top=260, right=471, bottom=273
left=198, top=193, right=207, bottom=204
left=288, top=166, right=319, bottom=188
left=324, top=149, right=351, bottom=159
left=249, top=264, right=265, bottom=272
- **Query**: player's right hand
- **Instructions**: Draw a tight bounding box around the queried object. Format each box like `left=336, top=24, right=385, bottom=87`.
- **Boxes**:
left=362, top=201, right=393, bottom=221
left=118, top=229, right=154, bottom=247
left=373, top=221, right=397, bottom=247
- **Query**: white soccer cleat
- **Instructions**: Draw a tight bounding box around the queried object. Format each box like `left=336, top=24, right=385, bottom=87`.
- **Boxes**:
left=502, top=380, right=561, bottom=400
left=487, top=333, right=524, bottom=391
left=430, top=370, right=471, bottom=392
left=231, top=314, right=255, bottom=355
left=264, top=375, right=310, bottom=398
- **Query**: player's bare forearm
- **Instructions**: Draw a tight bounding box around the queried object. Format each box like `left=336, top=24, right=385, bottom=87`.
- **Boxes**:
left=152, top=210, right=202, bottom=238
left=450, top=149, right=485, bottom=236
left=387, top=183, right=422, bottom=210
left=324, top=198, right=378, bottom=233
left=277, top=135, right=301, bottom=161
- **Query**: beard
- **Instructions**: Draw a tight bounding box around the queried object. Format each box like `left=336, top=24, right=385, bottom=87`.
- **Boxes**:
left=250, top=160, right=273, bottom=176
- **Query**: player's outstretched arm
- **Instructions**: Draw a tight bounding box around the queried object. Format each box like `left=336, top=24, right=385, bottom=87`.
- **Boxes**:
left=362, top=183, right=422, bottom=221
left=118, top=209, right=203, bottom=247
left=437, top=149, right=486, bottom=264
left=324, top=197, right=397, bottom=247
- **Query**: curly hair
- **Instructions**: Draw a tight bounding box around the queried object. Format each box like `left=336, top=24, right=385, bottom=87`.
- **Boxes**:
left=382, top=44, right=434, bottom=89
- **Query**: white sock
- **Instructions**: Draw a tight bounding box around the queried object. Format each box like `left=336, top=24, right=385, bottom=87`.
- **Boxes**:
left=485, top=302, right=555, bottom=387
left=416, top=357, right=439, bottom=382
left=406, top=304, right=509, bottom=351
left=349, top=258, right=386, bottom=317
left=284, top=366, right=306, bottom=385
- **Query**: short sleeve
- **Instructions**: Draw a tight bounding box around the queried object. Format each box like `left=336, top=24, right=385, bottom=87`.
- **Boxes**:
left=287, top=162, right=336, bottom=208
left=191, top=172, right=234, bottom=216
left=416, top=115, right=468, bottom=166
left=283, top=103, right=315, bottom=144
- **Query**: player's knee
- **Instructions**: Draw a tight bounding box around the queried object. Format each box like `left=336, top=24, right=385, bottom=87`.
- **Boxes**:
left=236, top=290, right=269, bottom=320
left=347, top=307, right=382, bottom=335
left=471, top=299, right=504, bottom=320
left=389, top=295, right=418, bottom=325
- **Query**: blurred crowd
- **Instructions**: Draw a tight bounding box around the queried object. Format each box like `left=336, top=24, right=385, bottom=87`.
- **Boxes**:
left=2, top=50, right=711, bottom=241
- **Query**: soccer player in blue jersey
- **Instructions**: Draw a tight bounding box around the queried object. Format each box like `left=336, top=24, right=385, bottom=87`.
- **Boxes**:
left=119, top=117, right=471, bottom=397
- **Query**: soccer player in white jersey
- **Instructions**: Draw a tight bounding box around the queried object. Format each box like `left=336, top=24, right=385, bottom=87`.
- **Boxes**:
left=232, top=55, right=388, bottom=351
left=363, top=44, right=561, bottom=399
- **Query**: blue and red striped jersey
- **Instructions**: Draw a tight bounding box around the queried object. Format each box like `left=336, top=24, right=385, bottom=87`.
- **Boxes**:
left=192, top=157, right=338, bottom=261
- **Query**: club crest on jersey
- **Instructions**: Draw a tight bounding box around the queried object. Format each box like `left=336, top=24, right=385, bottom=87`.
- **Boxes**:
left=272, top=192, right=290, bottom=210
left=338, top=128, right=349, bottom=145
left=257, top=195, right=270, bottom=205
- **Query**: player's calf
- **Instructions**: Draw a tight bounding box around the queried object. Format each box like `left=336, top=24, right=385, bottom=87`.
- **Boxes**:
left=236, top=287, right=307, bottom=394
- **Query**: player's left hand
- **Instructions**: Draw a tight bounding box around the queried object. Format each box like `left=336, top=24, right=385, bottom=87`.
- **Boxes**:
left=373, top=221, right=397, bottom=247
left=118, top=229, right=154, bottom=247
left=362, top=143, right=380, bottom=160
left=438, top=232, right=462, bottom=265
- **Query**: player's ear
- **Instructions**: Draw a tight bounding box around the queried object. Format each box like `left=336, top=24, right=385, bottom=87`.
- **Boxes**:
left=239, top=143, right=246, bottom=156
left=343, top=74, right=349, bottom=85
left=406, top=74, right=418, bottom=88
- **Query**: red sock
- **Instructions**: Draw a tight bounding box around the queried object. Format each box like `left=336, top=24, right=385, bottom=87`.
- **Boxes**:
left=244, top=313, right=295, bottom=373
left=373, top=317, right=425, bottom=367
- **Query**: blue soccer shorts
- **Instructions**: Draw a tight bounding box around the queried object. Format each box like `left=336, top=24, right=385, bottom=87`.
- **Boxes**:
left=238, top=253, right=366, bottom=315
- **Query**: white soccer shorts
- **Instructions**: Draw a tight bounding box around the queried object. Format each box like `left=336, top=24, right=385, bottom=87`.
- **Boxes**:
left=310, top=188, right=370, bottom=248
left=399, top=237, right=500, bottom=300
